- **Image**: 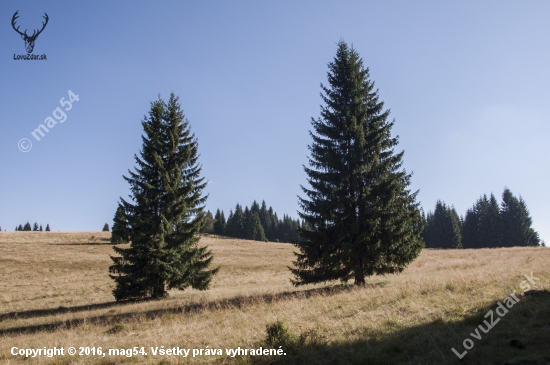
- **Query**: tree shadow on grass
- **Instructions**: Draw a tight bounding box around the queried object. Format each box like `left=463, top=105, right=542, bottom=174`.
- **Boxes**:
left=249, top=291, right=550, bottom=365
left=0, top=301, right=120, bottom=323
left=0, top=284, right=367, bottom=335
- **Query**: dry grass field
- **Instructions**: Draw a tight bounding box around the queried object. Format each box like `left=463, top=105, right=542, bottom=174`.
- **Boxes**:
left=0, top=232, right=549, bottom=365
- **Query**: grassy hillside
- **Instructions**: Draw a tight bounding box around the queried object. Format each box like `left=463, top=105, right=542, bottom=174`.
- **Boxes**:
left=0, top=232, right=549, bottom=364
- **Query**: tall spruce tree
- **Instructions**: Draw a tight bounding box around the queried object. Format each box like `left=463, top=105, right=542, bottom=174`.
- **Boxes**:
left=479, top=194, right=501, bottom=247
left=461, top=206, right=479, bottom=248
left=247, top=211, right=267, bottom=241
left=423, top=200, right=462, bottom=249
left=259, top=201, right=272, bottom=240
left=243, top=206, right=252, bottom=239
left=293, top=41, right=423, bottom=286
left=109, top=94, right=218, bottom=301
left=213, top=209, right=226, bottom=235
left=226, top=204, right=245, bottom=238
left=45, top=224, right=50, bottom=231
left=500, top=188, right=540, bottom=247
left=271, top=211, right=279, bottom=241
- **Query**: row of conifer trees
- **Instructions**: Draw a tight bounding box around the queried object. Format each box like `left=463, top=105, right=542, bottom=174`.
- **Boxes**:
left=422, top=188, right=543, bottom=248
left=201, top=200, right=301, bottom=243
left=14, top=222, right=51, bottom=231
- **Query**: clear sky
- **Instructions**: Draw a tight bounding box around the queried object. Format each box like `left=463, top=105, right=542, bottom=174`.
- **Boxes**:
left=1, top=1, right=548, bottom=242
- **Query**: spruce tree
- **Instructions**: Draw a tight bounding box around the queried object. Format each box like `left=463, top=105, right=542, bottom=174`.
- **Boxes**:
left=24, top=222, right=31, bottom=231
left=33, top=222, right=39, bottom=231
left=271, top=211, right=279, bottom=242
left=109, top=94, right=218, bottom=301
left=461, top=206, right=479, bottom=248
left=500, top=188, right=540, bottom=247
left=39, top=225, right=43, bottom=231
left=293, top=41, right=423, bottom=286
left=479, top=194, right=501, bottom=247
left=103, top=223, right=110, bottom=232
left=423, top=200, right=461, bottom=249
left=246, top=211, right=266, bottom=241
left=201, top=211, right=215, bottom=233
left=243, top=206, right=252, bottom=239
left=213, top=209, right=226, bottom=235
left=111, top=204, right=130, bottom=244
left=259, top=201, right=271, bottom=240
left=226, top=204, right=245, bottom=238
left=45, top=224, right=50, bottom=231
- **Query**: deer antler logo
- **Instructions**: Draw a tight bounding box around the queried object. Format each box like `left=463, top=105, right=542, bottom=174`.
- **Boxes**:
left=11, top=11, right=49, bottom=54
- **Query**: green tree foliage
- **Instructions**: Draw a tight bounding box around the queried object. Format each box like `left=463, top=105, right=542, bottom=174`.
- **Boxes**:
left=109, top=94, right=218, bottom=301
left=269, top=208, right=279, bottom=241
left=423, top=200, right=462, bottom=248
left=39, top=225, right=43, bottom=231
left=111, top=204, right=130, bottom=244
left=245, top=211, right=267, bottom=241
left=103, top=223, right=110, bottom=232
left=213, top=209, right=226, bottom=235
left=292, top=41, right=423, bottom=286
left=200, top=211, right=215, bottom=233
left=459, top=189, right=540, bottom=248
left=226, top=204, right=245, bottom=238
left=217, top=200, right=301, bottom=243
left=33, top=222, right=39, bottom=231
left=45, top=224, right=50, bottom=231
left=259, top=201, right=272, bottom=238
left=461, top=205, right=479, bottom=249
left=479, top=194, right=501, bottom=247
left=23, top=222, right=31, bottom=231
left=500, top=188, right=540, bottom=247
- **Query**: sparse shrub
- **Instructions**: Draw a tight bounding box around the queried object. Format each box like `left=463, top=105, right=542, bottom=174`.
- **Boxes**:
left=106, top=323, right=125, bottom=334
left=298, top=329, right=326, bottom=347
left=265, top=320, right=294, bottom=348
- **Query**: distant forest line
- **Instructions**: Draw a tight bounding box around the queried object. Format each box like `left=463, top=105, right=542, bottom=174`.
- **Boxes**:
left=197, top=187, right=544, bottom=249
left=201, top=200, right=300, bottom=243
left=422, top=188, right=544, bottom=249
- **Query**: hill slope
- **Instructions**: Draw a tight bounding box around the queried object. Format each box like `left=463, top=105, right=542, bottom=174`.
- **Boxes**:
left=0, top=232, right=549, bottom=364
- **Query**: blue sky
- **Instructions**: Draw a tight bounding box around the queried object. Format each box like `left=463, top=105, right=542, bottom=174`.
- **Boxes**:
left=1, top=1, right=548, bottom=242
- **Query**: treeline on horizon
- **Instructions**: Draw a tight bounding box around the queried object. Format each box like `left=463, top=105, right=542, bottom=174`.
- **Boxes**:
left=422, top=187, right=544, bottom=249
left=13, top=222, right=51, bottom=231
left=201, top=200, right=301, bottom=243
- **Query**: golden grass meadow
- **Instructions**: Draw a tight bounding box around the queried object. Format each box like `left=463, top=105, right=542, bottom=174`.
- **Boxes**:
left=0, top=231, right=549, bottom=364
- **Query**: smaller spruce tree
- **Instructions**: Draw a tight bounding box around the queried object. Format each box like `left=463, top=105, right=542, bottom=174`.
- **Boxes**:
left=213, top=209, right=226, bottom=235
left=201, top=211, right=215, bottom=234
left=103, top=223, right=110, bottom=232
left=45, top=224, right=51, bottom=231
left=111, top=204, right=130, bottom=244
